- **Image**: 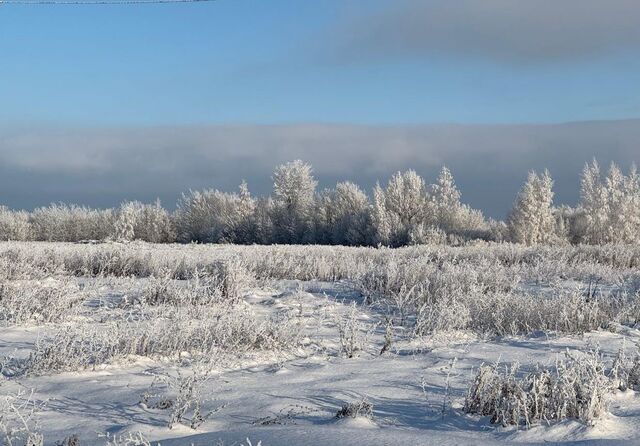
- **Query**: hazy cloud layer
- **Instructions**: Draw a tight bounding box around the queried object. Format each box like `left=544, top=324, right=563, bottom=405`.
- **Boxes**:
left=331, top=0, right=640, bottom=63
left=1, top=120, right=639, bottom=218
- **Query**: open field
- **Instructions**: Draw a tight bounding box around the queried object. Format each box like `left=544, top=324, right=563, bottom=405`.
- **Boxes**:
left=2, top=241, right=640, bottom=445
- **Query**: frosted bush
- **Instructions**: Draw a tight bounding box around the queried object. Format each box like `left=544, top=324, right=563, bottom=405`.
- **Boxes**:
left=335, top=398, right=374, bottom=419
left=465, top=350, right=613, bottom=427
left=336, top=303, right=372, bottom=358
left=100, top=431, right=151, bottom=446
left=0, top=278, right=83, bottom=326
left=0, top=388, right=44, bottom=446
left=2, top=242, right=640, bottom=339
left=20, top=303, right=298, bottom=375
left=140, top=361, right=223, bottom=430
left=140, top=261, right=253, bottom=306
left=0, top=256, right=52, bottom=281
left=610, top=347, right=640, bottom=392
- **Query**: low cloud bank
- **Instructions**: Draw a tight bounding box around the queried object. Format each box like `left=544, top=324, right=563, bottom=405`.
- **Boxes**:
left=1, top=120, right=638, bottom=218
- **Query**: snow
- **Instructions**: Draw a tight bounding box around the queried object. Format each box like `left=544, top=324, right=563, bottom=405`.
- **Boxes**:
left=1, top=240, right=640, bottom=445
left=2, top=276, right=640, bottom=446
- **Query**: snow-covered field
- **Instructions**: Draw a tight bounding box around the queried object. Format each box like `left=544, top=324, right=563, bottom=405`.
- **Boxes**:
left=2, top=242, right=640, bottom=446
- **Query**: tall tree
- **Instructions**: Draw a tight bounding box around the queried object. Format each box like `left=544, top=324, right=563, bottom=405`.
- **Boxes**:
left=371, top=182, right=391, bottom=246
left=271, top=160, right=317, bottom=244
left=432, top=166, right=461, bottom=223
left=508, top=170, right=555, bottom=245
left=580, top=161, right=640, bottom=244
left=373, top=170, right=430, bottom=246
left=580, top=160, right=610, bottom=244
left=605, top=163, right=640, bottom=244
left=323, top=181, right=372, bottom=246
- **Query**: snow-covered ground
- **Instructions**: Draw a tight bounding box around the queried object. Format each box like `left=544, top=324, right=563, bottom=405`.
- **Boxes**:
left=2, top=242, right=640, bottom=446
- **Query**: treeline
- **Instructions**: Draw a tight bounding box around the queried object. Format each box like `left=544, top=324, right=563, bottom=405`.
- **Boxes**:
left=0, top=159, right=638, bottom=246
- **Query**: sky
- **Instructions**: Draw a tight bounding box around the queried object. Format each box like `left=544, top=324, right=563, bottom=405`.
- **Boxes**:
left=1, top=0, right=640, bottom=217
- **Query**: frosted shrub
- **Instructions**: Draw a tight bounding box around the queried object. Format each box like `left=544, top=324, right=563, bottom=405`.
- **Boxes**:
left=414, top=291, right=471, bottom=335
left=141, top=362, right=223, bottom=430
left=3, top=241, right=640, bottom=339
left=337, top=303, right=372, bottom=358
left=610, top=347, right=640, bottom=392
left=465, top=350, right=613, bottom=427
left=0, top=256, right=53, bottom=281
left=205, top=259, right=254, bottom=303
left=0, top=279, right=83, bottom=326
left=0, top=388, right=44, bottom=446
left=466, top=288, right=616, bottom=336
left=335, top=398, right=374, bottom=420
left=140, top=261, right=253, bottom=306
left=100, top=431, right=151, bottom=446
left=20, top=303, right=298, bottom=375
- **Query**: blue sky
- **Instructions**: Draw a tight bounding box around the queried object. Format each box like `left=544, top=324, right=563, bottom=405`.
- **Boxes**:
left=2, top=0, right=640, bottom=126
left=1, top=0, right=640, bottom=216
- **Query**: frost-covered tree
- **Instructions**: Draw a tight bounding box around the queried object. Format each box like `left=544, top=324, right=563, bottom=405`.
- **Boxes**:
left=5, top=157, right=640, bottom=246
left=408, top=223, right=447, bottom=245
left=536, top=170, right=556, bottom=240
left=622, top=165, right=640, bottom=243
left=508, top=173, right=539, bottom=245
left=313, top=189, right=333, bottom=245
left=0, top=206, right=30, bottom=241
left=235, top=180, right=257, bottom=243
left=607, top=164, right=640, bottom=244
left=176, top=184, right=255, bottom=244
left=431, top=166, right=461, bottom=229
left=580, top=161, right=640, bottom=244
left=123, top=200, right=176, bottom=243
left=507, top=170, right=555, bottom=245
left=252, top=196, right=275, bottom=244
left=552, top=205, right=579, bottom=245
left=113, top=201, right=140, bottom=242
left=271, top=160, right=317, bottom=244
left=30, top=204, right=114, bottom=242
left=320, top=181, right=373, bottom=246
left=175, top=190, right=214, bottom=243
left=430, top=166, right=487, bottom=237
left=370, top=183, right=390, bottom=246
left=373, top=170, right=430, bottom=247
left=580, top=160, right=610, bottom=244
